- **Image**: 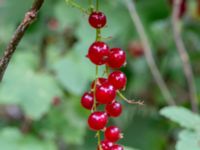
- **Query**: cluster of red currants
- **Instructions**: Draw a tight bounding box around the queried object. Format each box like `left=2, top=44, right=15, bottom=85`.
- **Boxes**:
left=81, top=10, right=127, bottom=150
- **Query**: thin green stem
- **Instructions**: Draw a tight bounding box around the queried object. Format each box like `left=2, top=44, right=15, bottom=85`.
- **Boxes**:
left=95, top=0, right=102, bottom=149
left=96, top=29, right=101, bottom=41
left=97, top=131, right=102, bottom=150
left=117, top=91, right=144, bottom=105
left=65, top=0, right=89, bottom=14
left=95, top=65, right=99, bottom=78
left=92, top=65, right=99, bottom=111
left=88, top=0, right=94, bottom=12
left=96, top=0, right=99, bottom=11
left=105, top=65, right=110, bottom=76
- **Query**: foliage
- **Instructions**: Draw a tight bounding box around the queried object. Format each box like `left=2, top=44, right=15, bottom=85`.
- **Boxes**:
left=0, top=0, right=200, bottom=150
left=160, top=106, right=200, bottom=150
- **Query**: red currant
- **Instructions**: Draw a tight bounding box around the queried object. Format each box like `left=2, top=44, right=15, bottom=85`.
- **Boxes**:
left=106, top=101, right=122, bottom=117
left=96, top=82, right=116, bottom=104
left=128, top=41, right=144, bottom=57
left=107, top=48, right=126, bottom=69
left=89, top=11, right=107, bottom=29
left=108, top=71, right=127, bottom=90
left=81, top=92, right=94, bottom=110
left=88, top=111, right=108, bottom=130
left=97, top=140, right=114, bottom=150
left=52, top=96, right=61, bottom=106
left=87, top=41, right=109, bottom=65
left=91, top=78, right=107, bottom=89
left=105, top=126, right=121, bottom=142
left=111, top=145, right=124, bottom=150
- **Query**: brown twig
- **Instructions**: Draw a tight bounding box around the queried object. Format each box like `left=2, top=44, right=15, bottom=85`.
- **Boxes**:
left=125, top=0, right=176, bottom=106
left=172, top=0, right=198, bottom=112
left=0, top=0, right=45, bottom=81
left=197, top=0, right=200, bottom=16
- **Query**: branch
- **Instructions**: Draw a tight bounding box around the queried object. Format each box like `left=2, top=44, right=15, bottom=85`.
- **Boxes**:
left=0, top=0, right=45, bottom=81
left=124, top=0, right=176, bottom=106
left=172, top=0, right=198, bottom=112
left=197, top=0, right=200, bottom=16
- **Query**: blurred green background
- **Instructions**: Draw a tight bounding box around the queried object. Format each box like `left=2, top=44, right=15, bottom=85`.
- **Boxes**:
left=0, top=0, right=200, bottom=150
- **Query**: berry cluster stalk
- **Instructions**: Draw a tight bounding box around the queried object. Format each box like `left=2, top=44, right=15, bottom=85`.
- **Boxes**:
left=66, top=0, right=144, bottom=149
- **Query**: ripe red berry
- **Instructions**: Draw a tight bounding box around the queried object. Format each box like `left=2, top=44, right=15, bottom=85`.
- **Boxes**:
left=87, top=41, right=109, bottom=65
left=105, top=126, right=121, bottom=142
left=97, top=140, right=114, bottom=150
left=106, top=101, right=122, bottom=117
left=108, top=71, right=127, bottom=90
left=81, top=92, right=94, bottom=110
left=89, top=11, right=107, bottom=29
left=91, top=78, right=107, bottom=89
left=111, top=145, right=124, bottom=150
left=96, top=82, right=116, bottom=104
left=107, top=48, right=126, bottom=69
left=88, top=111, right=108, bottom=130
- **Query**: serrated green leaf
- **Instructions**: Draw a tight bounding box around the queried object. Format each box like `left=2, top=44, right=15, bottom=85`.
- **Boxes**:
left=53, top=51, right=95, bottom=95
left=0, top=52, right=62, bottom=120
left=176, top=130, right=200, bottom=150
left=160, top=106, right=200, bottom=131
left=0, top=127, right=56, bottom=150
left=54, top=0, right=82, bottom=30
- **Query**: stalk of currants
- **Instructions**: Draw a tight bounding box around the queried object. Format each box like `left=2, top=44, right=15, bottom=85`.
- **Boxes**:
left=66, top=0, right=143, bottom=149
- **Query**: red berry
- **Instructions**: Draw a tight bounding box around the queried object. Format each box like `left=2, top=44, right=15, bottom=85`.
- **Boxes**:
left=97, top=140, right=114, bottom=150
left=96, top=82, right=116, bottom=104
left=48, top=18, right=59, bottom=30
left=87, top=41, right=109, bottom=65
left=105, top=126, right=121, bottom=142
left=81, top=92, right=94, bottom=110
left=106, top=101, right=122, bottom=117
left=111, top=145, right=124, bottom=150
left=89, top=11, right=107, bottom=29
left=91, top=78, right=107, bottom=89
left=128, top=41, right=144, bottom=57
left=52, top=96, right=61, bottom=106
left=107, top=48, right=126, bottom=69
left=108, top=71, right=127, bottom=90
left=88, top=111, right=108, bottom=130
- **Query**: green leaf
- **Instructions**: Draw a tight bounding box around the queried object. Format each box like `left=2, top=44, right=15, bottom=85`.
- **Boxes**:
left=53, top=51, right=95, bottom=95
left=54, top=0, right=82, bottom=30
left=0, top=52, right=62, bottom=120
left=176, top=130, right=200, bottom=150
left=0, top=127, right=56, bottom=150
left=160, top=106, right=200, bottom=131
left=62, top=97, right=87, bottom=145
left=39, top=96, right=88, bottom=145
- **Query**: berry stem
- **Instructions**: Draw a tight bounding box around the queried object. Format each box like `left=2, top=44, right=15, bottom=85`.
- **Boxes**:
left=117, top=91, right=144, bottom=105
left=65, top=0, right=89, bottom=14
left=96, top=29, right=101, bottom=41
left=92, top=65, right=99, bottom=111
left=96, top=131, right=102, bottom=150
left=88, top=0, right=94, bottom=12
left=105, top=65, right=110, bottom=76
left=94, top=0, right=102, bottom=148
left=96, top=0, right=99, bottom=11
